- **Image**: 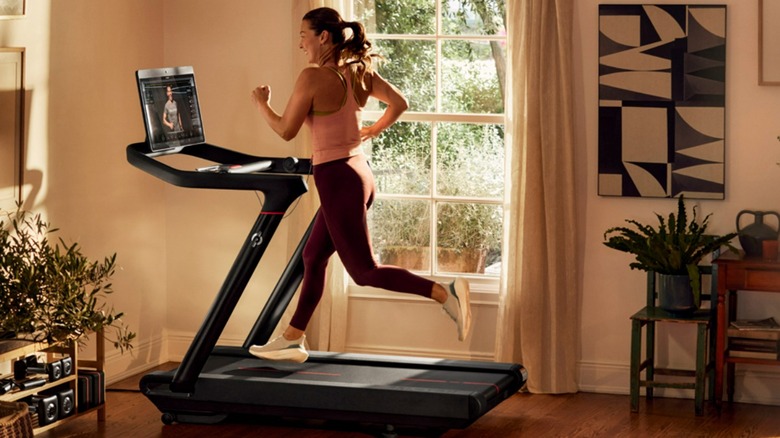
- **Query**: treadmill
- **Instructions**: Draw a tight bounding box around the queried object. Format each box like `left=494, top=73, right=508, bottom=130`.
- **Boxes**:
left=127, top=140, right=527, bottom=433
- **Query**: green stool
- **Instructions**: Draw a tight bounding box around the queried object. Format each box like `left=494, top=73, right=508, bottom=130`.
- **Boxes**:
left=629, top=266, right=716, bottom=416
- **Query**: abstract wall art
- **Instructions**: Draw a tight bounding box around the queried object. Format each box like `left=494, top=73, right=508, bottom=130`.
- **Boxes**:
left=598, top=5, right=726, bottom=199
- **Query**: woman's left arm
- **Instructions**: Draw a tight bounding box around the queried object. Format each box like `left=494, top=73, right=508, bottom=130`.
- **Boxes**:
left=360, top=71, right=409, bottom=141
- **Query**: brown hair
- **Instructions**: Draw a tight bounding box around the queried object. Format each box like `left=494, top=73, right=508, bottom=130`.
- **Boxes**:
left=303, top=7, right=382, bottom=84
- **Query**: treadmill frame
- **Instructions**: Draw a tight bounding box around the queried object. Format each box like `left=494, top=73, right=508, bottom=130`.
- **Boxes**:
left=127, top=141, right=526, bottom=431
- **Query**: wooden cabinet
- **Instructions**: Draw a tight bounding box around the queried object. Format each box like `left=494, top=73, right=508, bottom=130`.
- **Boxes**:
left=713, top=251, right=780, bottom=407
left=0, top=332, right=105, bottom=434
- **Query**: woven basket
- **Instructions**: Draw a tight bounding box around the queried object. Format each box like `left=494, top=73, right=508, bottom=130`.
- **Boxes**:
left=0, top=402, right=34, bottom=438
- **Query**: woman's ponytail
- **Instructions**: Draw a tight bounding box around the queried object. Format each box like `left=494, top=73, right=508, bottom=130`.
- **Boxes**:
left=341, top=20, right=382, bottom=84
left=303, top=8, right=383, bottom=83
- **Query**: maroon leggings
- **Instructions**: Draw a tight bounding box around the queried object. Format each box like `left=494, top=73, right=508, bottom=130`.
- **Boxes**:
left=289, top=155, right=435, bottom=331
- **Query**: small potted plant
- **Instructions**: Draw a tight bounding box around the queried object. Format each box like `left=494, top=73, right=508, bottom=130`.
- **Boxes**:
left=603, top=196, right=737, bottom=312
left=0, top=204, right=135, bottom=352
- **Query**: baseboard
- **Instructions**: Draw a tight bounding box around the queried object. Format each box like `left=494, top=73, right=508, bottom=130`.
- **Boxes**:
left=578, top=360, right=780, bottom=406
left=166, top=331, right=245, bottom=362
left=577, top=360, right=628, bottom=395
left=101, top=332, right=167, bottom=385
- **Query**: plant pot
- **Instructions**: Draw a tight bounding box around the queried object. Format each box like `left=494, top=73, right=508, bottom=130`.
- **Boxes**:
left=378, top=246, right=488, bottom=274
left=658, top=274, right=696, bottom=314
left=378, top=246, right=430, bottom=271
left=437, top=248, right=488, bottom=274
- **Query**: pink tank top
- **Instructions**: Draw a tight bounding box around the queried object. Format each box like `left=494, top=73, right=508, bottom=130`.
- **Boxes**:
left=305, top=67, right=363, bottom=165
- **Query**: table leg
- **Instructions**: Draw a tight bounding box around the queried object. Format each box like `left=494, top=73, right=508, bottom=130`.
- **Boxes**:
left=714, top=267, right=727, bottom=409
left=727, top=290, right=738, bottom=402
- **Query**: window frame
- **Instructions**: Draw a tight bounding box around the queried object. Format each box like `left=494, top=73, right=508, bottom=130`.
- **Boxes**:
left=349, top=1, right=507, bottom=291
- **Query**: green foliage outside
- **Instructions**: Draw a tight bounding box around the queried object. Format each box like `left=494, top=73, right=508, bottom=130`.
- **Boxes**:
left=356, top=0, right=506, bottom=274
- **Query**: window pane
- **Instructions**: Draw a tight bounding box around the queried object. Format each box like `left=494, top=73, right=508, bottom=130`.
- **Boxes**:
left=436, top=122, right=504, bottom=198
left=368, top=121, right=432, bottom=195
left=370, top=199, right=431, bottom=271
left=371, top=39, right=436, bottom=112
left=436, top=202, right=502, bottom=275
left=441, top=40, right=505, bottom=113
left=354, top=0, right=435, bottom=34
left=441, top=0, right=506, bottom=36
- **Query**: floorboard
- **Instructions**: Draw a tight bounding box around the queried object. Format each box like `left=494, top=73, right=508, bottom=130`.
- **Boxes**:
left=34, top=363, right=780, bottom=437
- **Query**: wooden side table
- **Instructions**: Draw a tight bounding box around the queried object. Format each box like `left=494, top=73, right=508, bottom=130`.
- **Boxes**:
left=713, top=250, right=780, bottom=408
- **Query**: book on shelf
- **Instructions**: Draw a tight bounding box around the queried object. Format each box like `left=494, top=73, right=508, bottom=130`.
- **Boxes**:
left=729, top=338, right=779, bottom=350
left=728, top=334, right=779, bottom=360
left=730, top=317, right=780, bottom=331
left=727, top=327, right=780, bottom=340
left=729, top=349, right=778, bottom=360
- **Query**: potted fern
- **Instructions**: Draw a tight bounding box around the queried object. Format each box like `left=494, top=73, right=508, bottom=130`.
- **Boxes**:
left=0, top=204, right=135, bottom=352
left=603, top=196, right=737, bottom=312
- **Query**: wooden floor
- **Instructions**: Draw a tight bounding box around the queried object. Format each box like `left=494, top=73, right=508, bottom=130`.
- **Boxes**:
left=35, top=363, right=780, bottom=437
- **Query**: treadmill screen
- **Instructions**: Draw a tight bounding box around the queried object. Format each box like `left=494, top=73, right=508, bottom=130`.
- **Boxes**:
left=136, top=66, right=205, bottom=153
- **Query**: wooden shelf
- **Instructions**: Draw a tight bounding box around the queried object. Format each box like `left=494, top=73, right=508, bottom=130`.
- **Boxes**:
left=0, top=374, right=77, bottom=402
left=0, top=332, right=105, bottom=434
left=0, top=339, right=49, bottom=363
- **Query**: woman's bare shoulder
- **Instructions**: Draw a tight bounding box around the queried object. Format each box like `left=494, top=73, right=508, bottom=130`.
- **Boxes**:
left=297, top=66, right=322, bottom=81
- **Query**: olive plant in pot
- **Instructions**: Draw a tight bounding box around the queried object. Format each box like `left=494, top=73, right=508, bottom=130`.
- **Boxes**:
left=603, top=196, right=737, bottom=313
left=0, top=205, right=135, bottom=352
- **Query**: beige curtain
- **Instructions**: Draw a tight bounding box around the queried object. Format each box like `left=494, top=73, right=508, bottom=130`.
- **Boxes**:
left=278, top=0, right=350, bottom=352
left=495, top=0, right=579, bottom=393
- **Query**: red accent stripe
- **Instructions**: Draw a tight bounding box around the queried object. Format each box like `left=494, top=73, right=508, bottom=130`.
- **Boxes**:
left=402, top=378, right=447, bottom=384
left=462, top=381, right=501, bottom=395
left=261, top=211, right=285, bottom=215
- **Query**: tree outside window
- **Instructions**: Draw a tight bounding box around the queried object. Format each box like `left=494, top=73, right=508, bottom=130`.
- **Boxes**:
left=353, top=0, right=506, bottom=277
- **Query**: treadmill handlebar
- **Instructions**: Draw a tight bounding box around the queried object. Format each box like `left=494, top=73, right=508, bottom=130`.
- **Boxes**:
left=126, top=142, right=312, bottom=212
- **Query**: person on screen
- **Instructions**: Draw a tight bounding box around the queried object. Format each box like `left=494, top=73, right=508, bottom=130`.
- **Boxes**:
left=162, top=85, right=183, bottom=132
left=248, top=7, right=471, bottom=363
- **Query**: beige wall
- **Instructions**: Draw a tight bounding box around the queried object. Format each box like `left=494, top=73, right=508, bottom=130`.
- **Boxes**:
left=158, top=1, right=301, bottom=352
left=3, top=0, right=780, bottom=405
left=0, top=1, right=302, bottom=380
left=577, top=0, right=780, bottom=404
left=1, top=1, right=170, bottom=377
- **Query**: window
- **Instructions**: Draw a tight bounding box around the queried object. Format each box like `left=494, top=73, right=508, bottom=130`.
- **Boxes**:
left=351, top=0, right=507, bottom=281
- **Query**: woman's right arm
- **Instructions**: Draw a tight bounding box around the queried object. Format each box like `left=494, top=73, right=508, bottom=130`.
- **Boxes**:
left=252, top=68, right=317, bottom=141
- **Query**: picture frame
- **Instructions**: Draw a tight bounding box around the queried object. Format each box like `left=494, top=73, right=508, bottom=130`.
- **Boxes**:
left=0, top=0, right=24, bottom=19
left=597, top=5, right=727, bottom=199
left=0, top=48, right=24, bottom=212
left=759, top=0, right=780, bottom=85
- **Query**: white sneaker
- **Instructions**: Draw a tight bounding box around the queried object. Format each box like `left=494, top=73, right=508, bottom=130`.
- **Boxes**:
left=248, top=334, right=309, bottom=363
left=442, top=278, right=472, bottom=341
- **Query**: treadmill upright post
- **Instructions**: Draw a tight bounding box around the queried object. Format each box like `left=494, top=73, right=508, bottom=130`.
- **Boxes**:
left=170, top=212, right=283, bottom=393
left=243, top=210, right=318, bottom=348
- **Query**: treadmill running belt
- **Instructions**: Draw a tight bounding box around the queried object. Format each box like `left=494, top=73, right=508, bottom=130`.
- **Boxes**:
left=143, top=351, right=524, bottom=429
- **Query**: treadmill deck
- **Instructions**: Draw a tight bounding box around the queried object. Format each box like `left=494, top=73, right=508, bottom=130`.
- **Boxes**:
left=142, top=349, right=526, bottom=429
